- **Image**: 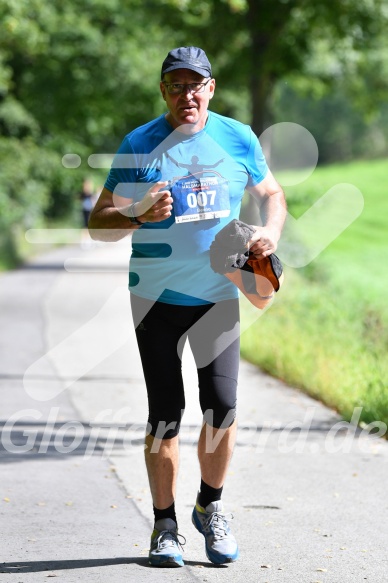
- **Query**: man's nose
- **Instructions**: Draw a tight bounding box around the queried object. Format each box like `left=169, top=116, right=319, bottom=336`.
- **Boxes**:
left=181, top=85, right=195, bottom=97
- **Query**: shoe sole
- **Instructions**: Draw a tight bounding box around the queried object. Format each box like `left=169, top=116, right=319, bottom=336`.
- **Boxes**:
left=192, top=509, right=239, bottom=565
left=149, top=558, right=184, bottom=567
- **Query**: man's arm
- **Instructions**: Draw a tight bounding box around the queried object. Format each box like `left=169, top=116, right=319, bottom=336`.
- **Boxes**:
left=245, top=169, right=287, bottom=260
left=88, top=182, right=173, bottom=242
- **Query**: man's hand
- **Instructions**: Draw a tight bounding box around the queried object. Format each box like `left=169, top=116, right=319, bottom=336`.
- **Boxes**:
left=88, top=182, right=173, bottom=241
left=134, top=181, right=173, bottom=223
left=247, top=226, right=281, bottom=260
left=245, top=170, right=287, bottom=260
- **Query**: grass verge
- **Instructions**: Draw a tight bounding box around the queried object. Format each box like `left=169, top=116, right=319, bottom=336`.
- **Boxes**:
left=240, top=158, right=388, bottom=430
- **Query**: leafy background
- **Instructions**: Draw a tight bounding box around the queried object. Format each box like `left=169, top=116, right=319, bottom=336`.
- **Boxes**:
left=1, top=0, right=387, bottom=426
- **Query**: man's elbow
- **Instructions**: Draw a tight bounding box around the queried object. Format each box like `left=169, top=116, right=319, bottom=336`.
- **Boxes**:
left=87, top=211, right=103, bottom=241
left=88, top=228, right=100, bottom=241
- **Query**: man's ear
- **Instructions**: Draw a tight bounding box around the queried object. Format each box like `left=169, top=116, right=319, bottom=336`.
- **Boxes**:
left=209, top=78, right=216, bottom=100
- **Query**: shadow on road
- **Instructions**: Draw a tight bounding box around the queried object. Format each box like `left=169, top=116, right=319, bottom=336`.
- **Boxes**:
left=0, top=557, right=229, bottom=572
left=0, top=557, right=147, bottom=573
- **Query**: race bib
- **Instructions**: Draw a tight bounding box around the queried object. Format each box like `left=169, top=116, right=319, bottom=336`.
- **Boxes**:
left=171, top=174, right=230, bottom=224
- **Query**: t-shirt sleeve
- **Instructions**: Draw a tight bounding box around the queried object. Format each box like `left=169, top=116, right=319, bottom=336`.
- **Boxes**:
left=246, top=129, right=269, bottom=187
left=104, top=136, right=139, bottom=198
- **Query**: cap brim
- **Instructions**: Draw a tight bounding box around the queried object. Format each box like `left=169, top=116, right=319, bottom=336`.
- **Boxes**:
left=162, top=63, right=211, bottom=78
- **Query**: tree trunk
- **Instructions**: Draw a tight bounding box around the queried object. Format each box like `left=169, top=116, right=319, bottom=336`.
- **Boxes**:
left=246, top=0, right=274, bottom=136
left=243, top=0, right=277, bottom=223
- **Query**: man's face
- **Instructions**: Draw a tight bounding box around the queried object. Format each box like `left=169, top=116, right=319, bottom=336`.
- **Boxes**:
left=160, top=69, right=215, bottom=132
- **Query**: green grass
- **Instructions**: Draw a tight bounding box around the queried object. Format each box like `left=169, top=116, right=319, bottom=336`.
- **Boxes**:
left=240, top=158, right=388, bottom=430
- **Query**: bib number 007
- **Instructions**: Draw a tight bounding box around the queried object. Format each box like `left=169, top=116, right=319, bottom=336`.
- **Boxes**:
left=186, top=190, right=216, bottom=208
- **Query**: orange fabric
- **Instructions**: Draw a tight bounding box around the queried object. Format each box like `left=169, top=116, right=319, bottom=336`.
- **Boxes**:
left=247, top=255, right=283, bottom=292
left=224, top=254, right=284, bottom=310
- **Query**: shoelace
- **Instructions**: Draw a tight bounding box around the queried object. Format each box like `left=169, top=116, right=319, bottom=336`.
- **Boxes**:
left=203, top=512, right=234, bottom=539
left=154, top=529, right=186, bottom=552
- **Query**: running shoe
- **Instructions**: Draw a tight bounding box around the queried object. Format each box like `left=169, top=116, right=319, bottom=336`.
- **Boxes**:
left=192, top=497, right=239, bottom=564
left=148, top=518, right=185, bottom=567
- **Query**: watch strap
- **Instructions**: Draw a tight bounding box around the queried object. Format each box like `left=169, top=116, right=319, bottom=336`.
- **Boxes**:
left=127, top=202, right=143, bottom=225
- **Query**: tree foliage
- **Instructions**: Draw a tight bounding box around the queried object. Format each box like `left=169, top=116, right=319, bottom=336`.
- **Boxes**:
left=0, top=0, right=387, bottom=264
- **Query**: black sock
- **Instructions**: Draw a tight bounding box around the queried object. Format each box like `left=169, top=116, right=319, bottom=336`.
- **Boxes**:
left=153, top=502, right=177, bottom=527
left=198, top=479, right=223, bottom=509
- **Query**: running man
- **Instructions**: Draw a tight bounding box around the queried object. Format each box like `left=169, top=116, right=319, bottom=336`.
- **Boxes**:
left=88, top=46, right=286, bottom=567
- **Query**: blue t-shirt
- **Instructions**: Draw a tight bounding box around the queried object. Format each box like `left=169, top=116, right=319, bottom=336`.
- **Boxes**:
left=104, top=111, right=268, bottom=305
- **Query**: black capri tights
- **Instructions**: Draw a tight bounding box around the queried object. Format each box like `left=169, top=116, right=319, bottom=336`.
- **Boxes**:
left=131, top=294, right=240, bottom=439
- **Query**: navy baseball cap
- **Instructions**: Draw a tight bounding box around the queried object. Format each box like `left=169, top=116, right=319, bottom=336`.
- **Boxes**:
left=161, top=46, right=212, bottom=79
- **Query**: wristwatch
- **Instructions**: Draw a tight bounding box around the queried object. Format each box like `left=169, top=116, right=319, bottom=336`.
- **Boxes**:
left=127, top=202, right=143, bottom=225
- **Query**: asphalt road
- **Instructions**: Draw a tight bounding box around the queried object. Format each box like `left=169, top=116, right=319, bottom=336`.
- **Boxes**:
left=1, top=240, right=387, bottom=583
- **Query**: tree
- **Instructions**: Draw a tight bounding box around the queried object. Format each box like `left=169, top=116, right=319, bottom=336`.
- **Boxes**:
left=245, top=0, right=386, bottom=134
left=0, top=0, right=174, bottom=262
left=0, top=0, right=387, bottom=267
left=148, top=0, right=387, bottom=135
